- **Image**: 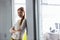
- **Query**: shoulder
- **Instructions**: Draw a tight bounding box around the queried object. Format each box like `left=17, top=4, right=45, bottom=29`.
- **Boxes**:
left=24, top=19, right=27, bottom=24
left=24, top=19, right=27, bottom=22
left=22, top=19, right=27, bottom=26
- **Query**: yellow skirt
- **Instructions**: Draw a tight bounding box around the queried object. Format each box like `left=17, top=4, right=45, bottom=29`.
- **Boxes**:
left=22, top=30, right=27, bottom=40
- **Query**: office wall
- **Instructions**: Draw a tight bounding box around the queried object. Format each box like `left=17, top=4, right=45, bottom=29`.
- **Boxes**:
left=26, top=0, right=34, bottom=40
left=0, top=0, right=12, bottom=40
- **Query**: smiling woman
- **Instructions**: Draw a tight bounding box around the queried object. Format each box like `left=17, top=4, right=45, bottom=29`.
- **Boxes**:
left=9, top=0, right=27, bottom=40
left=10, top=7, right=27, bottom=40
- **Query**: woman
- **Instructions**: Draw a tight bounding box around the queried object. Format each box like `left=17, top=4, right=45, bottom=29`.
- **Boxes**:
left=9, top=7, right=27, bottom=40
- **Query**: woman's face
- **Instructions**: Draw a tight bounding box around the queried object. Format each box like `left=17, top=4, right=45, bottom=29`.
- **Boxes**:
left=17, top=10, right=24, bottom=18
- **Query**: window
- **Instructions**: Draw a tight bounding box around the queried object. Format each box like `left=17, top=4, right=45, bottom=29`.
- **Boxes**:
left=14, top=0, right=25, bottom=3
left=38, top=0, right=60, bottom=40
left=42, top=5, right=60, bottom=34
left=12, top=0, right=26, bottom=25
left=42, top=0, right=60, bottom=4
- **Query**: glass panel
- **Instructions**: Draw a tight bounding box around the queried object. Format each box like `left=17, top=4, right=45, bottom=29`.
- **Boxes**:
left=42, top=5, right=60, bottom=34
left=42, top=0, right=60, bottom=4
left=39, top=5, right=60, bottom=40
left=14, top=0, right=26, bottom=3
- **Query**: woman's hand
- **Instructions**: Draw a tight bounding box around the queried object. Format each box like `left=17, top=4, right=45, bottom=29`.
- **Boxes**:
left=9, top=26, right=16, bottom=33
left=11, top=30, right=16, bottom=33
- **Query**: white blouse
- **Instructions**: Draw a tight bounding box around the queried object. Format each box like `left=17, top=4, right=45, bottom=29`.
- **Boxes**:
left=11, top=19, right=27, bottom=39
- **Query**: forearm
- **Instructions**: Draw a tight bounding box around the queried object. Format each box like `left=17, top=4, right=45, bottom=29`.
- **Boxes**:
left=11, top=30, right=16, bottom=33
left=16, top=29, right=22, bottom=32
left=9, top=27, right=16, bottom=33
